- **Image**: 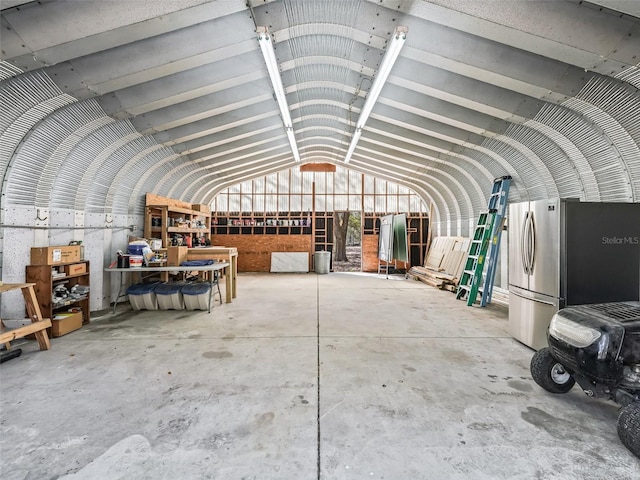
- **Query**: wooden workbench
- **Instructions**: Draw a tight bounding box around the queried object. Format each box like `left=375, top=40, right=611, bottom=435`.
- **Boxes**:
left=0, top=283, right=51, bottom=350
left=186, top=247, right=238, bottom=303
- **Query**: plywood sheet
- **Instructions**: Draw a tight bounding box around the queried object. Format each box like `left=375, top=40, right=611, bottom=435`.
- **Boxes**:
left=424, top=236, right=469, bottom=277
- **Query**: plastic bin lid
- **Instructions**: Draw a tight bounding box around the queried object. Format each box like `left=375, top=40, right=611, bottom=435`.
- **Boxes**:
left=181, top=282, right=211, bottom=295
left=127, top=244, right=146, bottom=255
left=126, top=282, right=159, bottom=295
left=154, top=282, right=185, bottom=294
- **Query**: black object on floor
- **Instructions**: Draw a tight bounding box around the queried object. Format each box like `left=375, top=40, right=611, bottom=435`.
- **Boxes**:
left=0, top=348, right=23, bottom=363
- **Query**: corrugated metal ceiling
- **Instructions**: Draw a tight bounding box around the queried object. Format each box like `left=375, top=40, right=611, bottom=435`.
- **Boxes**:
left=0, top=0, right=639, bottom=235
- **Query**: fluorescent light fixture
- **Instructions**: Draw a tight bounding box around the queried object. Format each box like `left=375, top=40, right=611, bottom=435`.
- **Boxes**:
left=344, top=26, right=407, bottom=164
left=286, top=128, right=301, bottom=163
left=257, top=26, right=301, bottom=162
left=344, top=128, right=362, bottom=164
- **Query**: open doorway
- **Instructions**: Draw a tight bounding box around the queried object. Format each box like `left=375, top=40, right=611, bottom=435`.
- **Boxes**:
left=332, top=211, right=362, bottom=272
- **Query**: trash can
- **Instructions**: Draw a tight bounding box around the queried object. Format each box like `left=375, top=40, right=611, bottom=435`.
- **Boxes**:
left=314, top=251, right=331, bottom=274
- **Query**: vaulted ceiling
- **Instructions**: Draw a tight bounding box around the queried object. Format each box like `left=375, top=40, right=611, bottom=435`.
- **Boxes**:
left=1, top=0, right=639, bottom=235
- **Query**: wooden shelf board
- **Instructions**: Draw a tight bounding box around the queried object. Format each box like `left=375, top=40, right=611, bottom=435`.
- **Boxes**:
left=52, top=272, right=89, bottom=281
left=148, top=204, right=207, bottom=216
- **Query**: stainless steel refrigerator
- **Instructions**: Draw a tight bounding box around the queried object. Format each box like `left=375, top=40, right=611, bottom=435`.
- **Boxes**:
left=508, top=198, right=640, bottom=350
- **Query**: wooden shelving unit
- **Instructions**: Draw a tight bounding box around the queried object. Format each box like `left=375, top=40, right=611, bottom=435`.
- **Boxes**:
left=210, top=211, right=333, bottom=272
left=212, top=212, right=312, bottom=236
left=312, top=212, right=334, bottom=255
left=144, top=204, right=211, bottom=248
left=25, top=260, right=91, bottom=328
left=212, top=211, right=334, bottom=249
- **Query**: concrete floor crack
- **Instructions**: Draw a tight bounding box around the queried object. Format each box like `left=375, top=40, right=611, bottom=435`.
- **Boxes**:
left=316, top=274, right=321, bottom=480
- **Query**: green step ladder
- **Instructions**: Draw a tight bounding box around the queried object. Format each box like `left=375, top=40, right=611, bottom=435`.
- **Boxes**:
left=456, top=175, right=511, bottom=306
left=456, top=211, right=496, bottom=306
left=479, top=175, right=511, bottom=306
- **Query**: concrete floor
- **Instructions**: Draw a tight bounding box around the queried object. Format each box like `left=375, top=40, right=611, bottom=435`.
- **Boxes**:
left=1, top=272, right=639, bottom=479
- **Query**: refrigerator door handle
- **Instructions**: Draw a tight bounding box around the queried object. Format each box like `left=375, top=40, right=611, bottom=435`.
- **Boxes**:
left=521, top=213, right=529, bottom=275
left=528, top=211, right=536, bottom=275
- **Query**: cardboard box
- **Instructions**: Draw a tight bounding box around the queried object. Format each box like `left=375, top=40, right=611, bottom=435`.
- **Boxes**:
left=51, top=312, right=83, bottom=337
left=31, top=246, right=81, bottom=265
left=64, top=263, right=87, bottom=275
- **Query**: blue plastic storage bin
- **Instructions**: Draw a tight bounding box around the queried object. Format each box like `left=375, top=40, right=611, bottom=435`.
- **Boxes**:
left=127, top=244, right=146, bottom=256
left=126, top=282, right=159, bottom=310
left=154, top=282, right=185, bottom=310
left=181, top=282, right=211, bottom=310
